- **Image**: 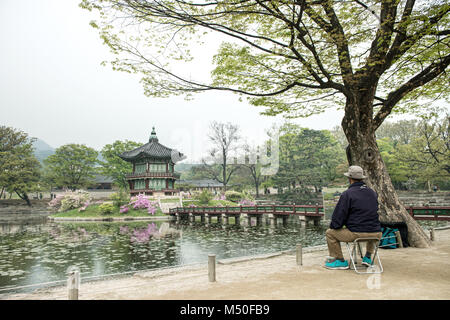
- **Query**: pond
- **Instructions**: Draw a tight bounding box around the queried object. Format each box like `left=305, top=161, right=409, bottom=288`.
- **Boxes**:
left=0, top=215, right=446, bottom=294
left=0, top=216, right=327, bottom=293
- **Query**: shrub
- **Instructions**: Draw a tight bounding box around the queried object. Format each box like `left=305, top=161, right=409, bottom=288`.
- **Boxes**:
left=109, top=191, right=130, bottom=208
left=277, top=187, right=317, bottom=204
left=225, top=190, right=243, bottom=203
left=194, top=189, right=214, bottom=205
left=99, top=202, right=115, bottom=215
left=241, top=190, right=255, bottom=201
left=49, top=190, right=92, bottom=212
left=128, top=194, right=159, bottom=215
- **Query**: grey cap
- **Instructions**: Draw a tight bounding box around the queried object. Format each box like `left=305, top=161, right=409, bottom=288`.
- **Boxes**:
left=344, top=165, right=367, bottom=179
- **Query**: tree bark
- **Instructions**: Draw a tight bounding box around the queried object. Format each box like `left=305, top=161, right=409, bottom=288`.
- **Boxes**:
left=16, top=191, right=32, bottom=207
left=342, top=98, right=430, bottom=248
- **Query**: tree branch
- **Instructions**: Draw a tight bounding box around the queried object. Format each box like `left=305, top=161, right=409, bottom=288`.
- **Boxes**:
left=374, top=54, right=450, bottom=129
left=382, top=1, right=449, bottom=73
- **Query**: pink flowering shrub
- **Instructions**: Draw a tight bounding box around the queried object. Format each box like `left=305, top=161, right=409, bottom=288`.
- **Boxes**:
left=119, top=205, right=129, bottom=214
left=120, top=194, right=159, bottom=215
left=48, top=190, right=92, bottom=212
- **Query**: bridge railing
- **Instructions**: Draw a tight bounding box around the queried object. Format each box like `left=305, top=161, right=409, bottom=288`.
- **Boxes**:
left=406, top=206, right=450, bottom=221
left=169, top=205, right=450, bottom=221
left=169, top=204, right=324, bottom=216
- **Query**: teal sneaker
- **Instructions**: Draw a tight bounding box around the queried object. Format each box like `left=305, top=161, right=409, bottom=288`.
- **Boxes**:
left=362, top=256, right=373, bottom=267
left=324, top=259, right=349, bottom=270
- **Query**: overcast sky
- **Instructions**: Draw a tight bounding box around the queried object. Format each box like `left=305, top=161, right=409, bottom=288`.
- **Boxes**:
left=0, top=0, right=427, bottom=163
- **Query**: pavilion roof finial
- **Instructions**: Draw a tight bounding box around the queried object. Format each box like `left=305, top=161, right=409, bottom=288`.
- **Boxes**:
left=149, top=126, right=158, bottom=142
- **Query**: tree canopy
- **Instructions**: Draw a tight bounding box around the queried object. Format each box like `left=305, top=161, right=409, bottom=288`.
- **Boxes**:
left=0, top=126, right=41, bottom=205
left=270, top=123, right=345, bottom=192
left=44, top=144, right=99, bottom=190
left=100, top=139, right=141, bottom=190
left=81, top=0, right=449, bottom=119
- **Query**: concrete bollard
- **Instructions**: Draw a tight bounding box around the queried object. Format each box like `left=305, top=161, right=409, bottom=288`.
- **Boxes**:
left=395, top=231, right=403, bottom=248
left=296, top=244, right=302, bottom=266
left=430, top=228, right=435, bottom=241
left=208, top=254, right=216, bottom=282
left=67, top=268, right=80, bottom=300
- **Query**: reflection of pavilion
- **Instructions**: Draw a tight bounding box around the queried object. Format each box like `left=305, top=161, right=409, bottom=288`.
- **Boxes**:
left=120, top=127, right=185, bottom=197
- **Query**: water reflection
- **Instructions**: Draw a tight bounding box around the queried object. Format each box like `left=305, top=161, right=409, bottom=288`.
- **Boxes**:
left=0, top=218, right=327, bottom=292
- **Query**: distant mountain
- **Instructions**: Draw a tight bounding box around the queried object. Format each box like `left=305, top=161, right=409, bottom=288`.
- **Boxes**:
left=32, top=138, right=55, bottom=163
left=31, top=139, right=190, bottom=167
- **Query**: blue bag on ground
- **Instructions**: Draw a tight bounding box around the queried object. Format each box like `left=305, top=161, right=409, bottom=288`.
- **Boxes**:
left=379, top=227, right=399, bottom=249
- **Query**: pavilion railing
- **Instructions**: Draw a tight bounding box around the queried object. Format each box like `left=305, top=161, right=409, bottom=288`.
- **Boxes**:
left=126, top=172, right=181, bottom=179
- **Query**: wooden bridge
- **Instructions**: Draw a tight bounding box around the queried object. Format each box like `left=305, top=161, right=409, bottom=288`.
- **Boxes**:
left=169, top=204, right=324, bottom=226
left=407, top=206, right=450, bottom=221
left=168, top=204, right=450, bottom=226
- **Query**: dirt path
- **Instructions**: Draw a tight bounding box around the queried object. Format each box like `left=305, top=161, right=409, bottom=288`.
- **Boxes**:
left=2, top=229, right=450, bottom=300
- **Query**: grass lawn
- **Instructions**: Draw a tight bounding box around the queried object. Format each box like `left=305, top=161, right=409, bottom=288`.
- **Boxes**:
left=51, top=204, right=166, bottom=218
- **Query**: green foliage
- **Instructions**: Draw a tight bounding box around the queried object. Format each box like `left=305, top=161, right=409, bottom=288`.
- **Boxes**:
left=376, top=116, right=450, bottom=190
left=277, top=186, right=318, bottom=205
left=225, top=190, right=243, bottom=202
left=100, top=140, right=141, bottom=190
left=82, top=1, right=449, bottom=119
left=109, top=190, right=130, bottom=208
left=0, top=126, right=41, bottom=204
left=44, top=144, right=98, bottom=190
left=241, top=189, right=255, bottom=201
left=270, top=123, right=345, bottom=194
left=376, top=120, right=419, bottom=147
left=194, top=189, right=214, bottom=205
left=99, top=202, right=115, bottom=215
left=393, top=116, right=450, bottom=189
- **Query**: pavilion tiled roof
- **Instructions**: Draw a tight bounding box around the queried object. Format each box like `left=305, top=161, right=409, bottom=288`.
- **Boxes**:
left=119, top=127, right=184, bottom=162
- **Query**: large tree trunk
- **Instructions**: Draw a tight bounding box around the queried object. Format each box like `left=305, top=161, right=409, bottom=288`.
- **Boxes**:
left=342, top=97, right=430, bottom=248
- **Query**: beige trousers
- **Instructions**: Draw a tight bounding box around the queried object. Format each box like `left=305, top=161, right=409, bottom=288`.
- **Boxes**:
left=326, top=228, right=382, bottom=260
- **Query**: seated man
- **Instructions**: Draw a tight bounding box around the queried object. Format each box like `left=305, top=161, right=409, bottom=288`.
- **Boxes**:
left=325, top=165, right=382, bottom=270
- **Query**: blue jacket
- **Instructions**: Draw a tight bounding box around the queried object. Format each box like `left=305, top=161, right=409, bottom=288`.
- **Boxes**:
left=330, top=181, right=381, bottom=232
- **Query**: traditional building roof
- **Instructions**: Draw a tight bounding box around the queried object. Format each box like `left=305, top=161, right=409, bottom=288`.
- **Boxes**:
left=177, top=179, right=225, bottom=188
left=92, top=174, right=114, bottom=183
left=119, top=127, right=185, bottom=162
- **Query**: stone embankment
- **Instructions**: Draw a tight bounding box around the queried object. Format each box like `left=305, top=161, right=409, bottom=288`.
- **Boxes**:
left=397, top=191, right=450, bottom=207
left=0, top=200, right=55, bottom=215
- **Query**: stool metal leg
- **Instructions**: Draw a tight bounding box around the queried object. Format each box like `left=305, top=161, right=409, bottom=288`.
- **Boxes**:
left=345, top=242, right=358, bottom=271
left=345, top=237, right=383, bottom=274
